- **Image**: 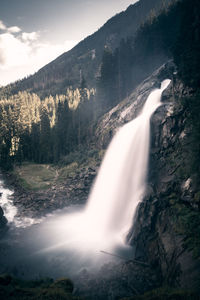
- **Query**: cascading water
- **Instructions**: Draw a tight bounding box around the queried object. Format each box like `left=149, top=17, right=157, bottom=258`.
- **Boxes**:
left=81, top=79, right=171, bottom=248
left=36, top=79, right=171, bottom=262
left=0, top=175, right=40, bottom=228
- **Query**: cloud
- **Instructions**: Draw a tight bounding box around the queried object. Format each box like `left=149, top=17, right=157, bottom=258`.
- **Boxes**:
left=0, top=22, right=78, bottom=85
left=0, top=33, right=30, bottom=68
left=0, top=20, right=6, bottom=31
left=0, top=20, right=21, bottom=33
left=7, top=26, right=21, bottom=33
left=22, top=32, right=39, bottom=41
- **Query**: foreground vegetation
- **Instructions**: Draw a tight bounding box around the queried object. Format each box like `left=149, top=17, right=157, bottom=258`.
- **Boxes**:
left=0, top=274, right=199, bottom=300
left=122, top=287, right=200, bottom=300
left=0, top=274, right=82, bottom=300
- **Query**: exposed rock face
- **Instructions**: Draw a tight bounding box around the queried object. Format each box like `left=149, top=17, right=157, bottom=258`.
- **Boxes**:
left=127, top=77, right=200, bottom=290
left=95, top=61, right=174, bottom=149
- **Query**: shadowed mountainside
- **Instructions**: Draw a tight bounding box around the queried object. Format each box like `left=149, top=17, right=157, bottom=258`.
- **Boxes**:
left=0, top=0, right=171, bottom=98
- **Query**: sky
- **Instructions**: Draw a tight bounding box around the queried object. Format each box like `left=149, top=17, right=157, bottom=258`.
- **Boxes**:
left=0, top=0, right=138, bottom=86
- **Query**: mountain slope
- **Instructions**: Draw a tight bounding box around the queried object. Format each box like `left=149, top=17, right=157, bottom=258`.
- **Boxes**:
left=0, top=0, right=171, bottom=98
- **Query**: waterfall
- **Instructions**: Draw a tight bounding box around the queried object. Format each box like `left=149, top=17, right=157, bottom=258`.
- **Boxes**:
left=38, top=79, right=171, bottom=258
left=82, top=79, right=171, bottom=247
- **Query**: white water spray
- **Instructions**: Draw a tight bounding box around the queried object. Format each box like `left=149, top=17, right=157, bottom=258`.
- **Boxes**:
left=0, top=176, right=40, bottom=228
left=38, top=79, right=171, bottom=257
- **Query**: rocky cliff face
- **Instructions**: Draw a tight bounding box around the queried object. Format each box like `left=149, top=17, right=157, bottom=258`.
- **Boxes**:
left=93, top=61, right=200, bottom=293
left=128, top=78, right=200, bottom=291
left=95, top=62, right=174, bottom=148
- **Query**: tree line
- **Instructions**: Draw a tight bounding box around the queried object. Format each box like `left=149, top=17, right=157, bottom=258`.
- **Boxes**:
left=0, top=84, right=96, bottom=170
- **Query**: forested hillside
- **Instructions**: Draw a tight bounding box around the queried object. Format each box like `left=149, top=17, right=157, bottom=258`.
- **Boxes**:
left=0, top=85, right=95, bottom=169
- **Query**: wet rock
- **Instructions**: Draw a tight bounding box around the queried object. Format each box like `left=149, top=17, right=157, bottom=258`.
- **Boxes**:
left=75, top=261, right=161, bottom=300
left=0, top=206, right=8, bottom=236
left=0, top=206, right=3, bottom=218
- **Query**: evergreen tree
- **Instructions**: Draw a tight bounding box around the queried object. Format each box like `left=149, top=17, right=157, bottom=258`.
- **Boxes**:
left=98, top=48, right=118, bottom=111
left=54, top=99, right=72, bottom=160
left=40, top=107, right=52, bottom=163
left=30, top=122, right=40, bottom=163
left=114, top=38, right=133, bottom=100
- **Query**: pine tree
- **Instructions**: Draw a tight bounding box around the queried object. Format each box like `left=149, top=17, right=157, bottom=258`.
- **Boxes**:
left=39, top=107, right=52, bottom=163
left=98, top=48, right=117, bottom=111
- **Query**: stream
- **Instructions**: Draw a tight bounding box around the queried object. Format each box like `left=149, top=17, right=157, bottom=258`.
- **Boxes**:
left=0, top=173, right=40, bottom=228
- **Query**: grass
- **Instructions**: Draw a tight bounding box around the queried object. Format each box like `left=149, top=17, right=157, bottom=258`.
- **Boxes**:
left=12, top=147, right=104, bottom=191
left=58, top=162, right=79, bottom=181
left=14, top=164, right=58, bottom=191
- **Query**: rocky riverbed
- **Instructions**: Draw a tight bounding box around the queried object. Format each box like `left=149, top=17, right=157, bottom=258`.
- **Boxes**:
left=2, top=165, right=98, bottom=220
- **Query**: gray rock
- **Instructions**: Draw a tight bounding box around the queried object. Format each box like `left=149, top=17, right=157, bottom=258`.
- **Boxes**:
left=0, top=206, right=8, bottom=236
